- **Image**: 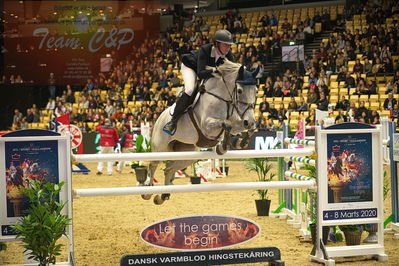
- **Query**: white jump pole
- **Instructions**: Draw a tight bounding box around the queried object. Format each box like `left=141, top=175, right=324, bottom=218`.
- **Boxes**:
left=73, top=148, right=314, bottom=162
left=74, top=180, right=316, bottom=198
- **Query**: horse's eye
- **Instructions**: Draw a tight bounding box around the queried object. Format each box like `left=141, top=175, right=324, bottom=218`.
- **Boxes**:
left=238, top=89, right=243, bottom=94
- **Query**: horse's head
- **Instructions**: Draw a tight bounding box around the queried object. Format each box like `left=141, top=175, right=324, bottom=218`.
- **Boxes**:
left=232, top=64, right=262, bottom=132
left=205, top=59, right=261, bottom=133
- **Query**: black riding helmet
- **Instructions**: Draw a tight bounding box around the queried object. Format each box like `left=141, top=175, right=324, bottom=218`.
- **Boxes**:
left=213, top=29, right=234, bottom=45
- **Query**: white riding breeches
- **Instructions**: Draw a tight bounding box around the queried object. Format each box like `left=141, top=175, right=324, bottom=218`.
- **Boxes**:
left=97, top=146, right=115, bottom=175
left=181, top=62, right=197, bottom=96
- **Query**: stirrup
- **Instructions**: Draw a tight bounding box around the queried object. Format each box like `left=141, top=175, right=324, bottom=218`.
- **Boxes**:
left=163, top=121, right=177, bottom=136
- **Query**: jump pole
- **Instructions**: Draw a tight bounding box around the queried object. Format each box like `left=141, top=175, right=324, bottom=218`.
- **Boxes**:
left=73, top=180, right=316, bottom=198
left=73, top=148, right=314, bottom=162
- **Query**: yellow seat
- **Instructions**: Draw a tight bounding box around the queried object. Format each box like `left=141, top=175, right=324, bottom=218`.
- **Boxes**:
left=330, top=95, right=338, bottom=104
left=274, top=97, right=283, bottom=104
left=380, top=110, right=390, bottom=117
left=369, top=95, right=379, bottom=102
left=370, top=102, right=380, bottom=111
left=359, top=95, right=369, bottom=102
left=349, top=95, right=359, bottom=102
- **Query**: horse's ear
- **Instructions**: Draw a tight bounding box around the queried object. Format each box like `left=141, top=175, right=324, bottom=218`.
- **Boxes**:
left=238, top=65, right=245, bottom=80
left=252, top=65, right=263, bottom=79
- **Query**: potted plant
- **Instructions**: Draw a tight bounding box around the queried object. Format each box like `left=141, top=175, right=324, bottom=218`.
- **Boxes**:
left=11, top=180, right=71, bottom=266
left=131, top=134, right=151, bottom=184
left=338, top=224, right=364, bottom=246
left=245, top=158, right=276, bottom=216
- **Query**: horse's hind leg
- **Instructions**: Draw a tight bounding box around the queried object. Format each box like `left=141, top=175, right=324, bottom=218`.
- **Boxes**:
left=153, top=159, right=195, bottom=205
left=141, top=161, right=160, bottom=200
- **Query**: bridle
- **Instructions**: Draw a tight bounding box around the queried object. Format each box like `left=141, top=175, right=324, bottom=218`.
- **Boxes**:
left=202, top=68, right=256, bottom=121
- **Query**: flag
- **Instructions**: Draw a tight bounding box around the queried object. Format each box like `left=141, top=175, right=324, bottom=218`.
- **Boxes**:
left=54, top=113, right=70, bottom=125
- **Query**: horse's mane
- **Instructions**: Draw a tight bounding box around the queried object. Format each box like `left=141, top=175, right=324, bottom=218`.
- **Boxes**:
left=216, top=59, right=241, bottom=76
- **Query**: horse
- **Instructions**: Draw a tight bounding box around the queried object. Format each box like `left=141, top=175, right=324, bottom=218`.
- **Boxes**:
left=143, top=59, right=261, bottom=204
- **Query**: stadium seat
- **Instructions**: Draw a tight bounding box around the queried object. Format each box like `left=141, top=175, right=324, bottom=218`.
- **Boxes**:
left=370, top=102, right=380, bottom=111
left=369, top=95, right=379, bottom=102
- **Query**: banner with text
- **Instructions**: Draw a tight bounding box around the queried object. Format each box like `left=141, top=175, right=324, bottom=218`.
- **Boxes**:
left=3, top=1, right=160, bottom=85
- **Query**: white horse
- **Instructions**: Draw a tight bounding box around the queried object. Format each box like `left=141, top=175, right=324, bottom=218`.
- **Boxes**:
left=145, top=59, right=260, bottom=204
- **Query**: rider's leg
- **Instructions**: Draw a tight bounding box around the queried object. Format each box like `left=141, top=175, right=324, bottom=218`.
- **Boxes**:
left=164, top=63, right=196, bottom=134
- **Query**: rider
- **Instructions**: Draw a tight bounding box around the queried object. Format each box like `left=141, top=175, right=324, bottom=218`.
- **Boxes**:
left=163, top=29, right=235, bottom=135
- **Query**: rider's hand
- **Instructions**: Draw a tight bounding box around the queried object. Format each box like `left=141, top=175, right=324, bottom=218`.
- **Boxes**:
left=215, top=57, right=225, bottom=66
left=211, top=68, right=221, bottom=77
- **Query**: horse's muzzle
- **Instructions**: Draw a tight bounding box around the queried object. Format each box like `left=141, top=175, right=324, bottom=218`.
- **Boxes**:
left=243, top=120, right=256, bottom=130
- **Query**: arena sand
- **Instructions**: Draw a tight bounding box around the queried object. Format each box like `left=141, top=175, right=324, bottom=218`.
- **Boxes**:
left=1, top=161, right=398, bottom=266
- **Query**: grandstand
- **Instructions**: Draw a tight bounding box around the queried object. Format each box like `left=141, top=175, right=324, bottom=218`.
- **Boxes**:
left=1, top=0, right=399, bottom=133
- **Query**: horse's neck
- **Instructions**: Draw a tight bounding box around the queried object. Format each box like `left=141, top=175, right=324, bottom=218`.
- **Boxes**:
left=192, top=78, right=235, bottom=124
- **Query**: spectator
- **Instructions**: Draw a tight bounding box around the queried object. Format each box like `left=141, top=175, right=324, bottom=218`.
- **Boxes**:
left=45, top=98, right=56, bottom=110
left=48, top=72, right=56, bottom=99
left=268, top=103, right=278, bottom=119
left=335, top=109, right=348, bottom=124
left=259, top=96, right=270, bottom=113
left=364, top=58, right=373, bottom=73
left=307, top=85, right=319, bottom=104
left=270, top=14, right=278, bottom=26
left=353, top=59, right=364, bottom=74
left=117, top=122, right=136, bottom=174
left=26, top=108, right=35, bottom=123
left=277, top=103, right=287, bottom=121
left=383, top=93, right=397, bottom=110
left=343, top=73, right=356, bottom=89
left=371, top=58, right=383, bottom=74
left=288, top=97, right=298, bottom=111
left=297, top=96, right=308, bottom=111
left=316, top=93, right=329, bottom=111
left=96, top=118, right=119, bottom=176
left=335, top=95, right=350, bottom=111
left=13, top=109, right=23, bottom=125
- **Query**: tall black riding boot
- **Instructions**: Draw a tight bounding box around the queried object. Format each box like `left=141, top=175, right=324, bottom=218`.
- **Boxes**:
left=163, top=92, right=191, bottom=135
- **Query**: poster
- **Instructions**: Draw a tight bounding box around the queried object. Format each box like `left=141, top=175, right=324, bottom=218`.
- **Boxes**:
left=327, top=133, right=373, bottom=203
left=5, top=140, right=59, bottom=217
left=141, top=215, right=260, bottom=251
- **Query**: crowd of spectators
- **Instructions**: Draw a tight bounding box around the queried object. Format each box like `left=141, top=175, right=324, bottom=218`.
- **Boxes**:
left=256, top=0, right=399, bottom=131
left=6, top=0, right=399, bottom=135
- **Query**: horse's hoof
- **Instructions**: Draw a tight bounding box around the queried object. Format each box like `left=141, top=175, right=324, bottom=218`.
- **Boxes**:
left=161, top=193, right=170, bottom=201
left=153, top=195, right=165, bottom=205
left=141, top=194, right=152, bottom=200
left=216, top=144, right=227, bottom=155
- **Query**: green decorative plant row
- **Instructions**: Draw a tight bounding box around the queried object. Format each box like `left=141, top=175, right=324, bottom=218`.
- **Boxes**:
left=11, top=180, right=71, bottom=266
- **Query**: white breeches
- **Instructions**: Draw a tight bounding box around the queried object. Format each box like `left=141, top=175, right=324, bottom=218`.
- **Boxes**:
left=181, top=62, right=197, bottom=96
left=97, top=146, right=115, bottom=175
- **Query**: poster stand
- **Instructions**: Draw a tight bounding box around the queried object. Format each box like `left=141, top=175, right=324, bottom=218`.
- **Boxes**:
left=0, top=129, right=74, bottom=266
left=309, top=122, right=387, bottom=265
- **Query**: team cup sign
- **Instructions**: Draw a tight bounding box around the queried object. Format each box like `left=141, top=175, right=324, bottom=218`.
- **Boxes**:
left=141, top=215, right=260, bottom=251
left=3, top=1, right=159, bottom=85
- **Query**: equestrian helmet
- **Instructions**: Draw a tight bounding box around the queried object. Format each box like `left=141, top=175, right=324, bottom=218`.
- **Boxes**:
left=213, top=29, right=234, bottom=45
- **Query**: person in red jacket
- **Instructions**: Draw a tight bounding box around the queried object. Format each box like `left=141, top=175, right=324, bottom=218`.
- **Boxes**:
left=96, top=118, right=119, bottom=175
left=117, top=121, right=137, bottom=173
